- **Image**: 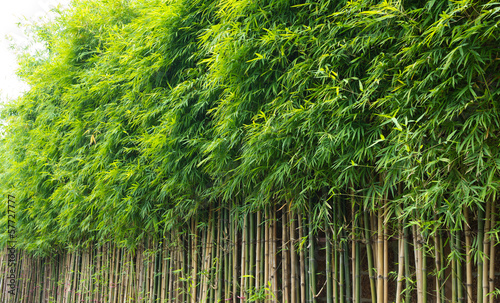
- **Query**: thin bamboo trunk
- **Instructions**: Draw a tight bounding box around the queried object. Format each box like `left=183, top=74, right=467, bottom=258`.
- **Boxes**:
left=413, top=224, right=422, bottom=303
left=272, top=205, right=278, bottom=303
left=456, top=230, right=463, bottom=303
left=363, top=211, right=376, bottom=303
left=338, top=202, right=345, bottom=303
left=483, top=199, right=491, bottom=303
left=216, top=210, right=223, bottom=303
left=299, top=215, right=306, bottom=303
left=240, top=216, right=247, bottom=296
left=464, top=207, right=473, bottom=303
left=452, top=230, right=457, bottom=303
left=161, top=239, right=167, bottom=303
left=434, top=232, right=442, bottom=303
left=377, top=206, right=383, bottom=303
left=422, top=231, right=427, bottom=303
left=283, top=210, right=290, bottom=303
left=209, top=219, right=216, bottom=303
left=342, top=224, right=351, bottom=303
left=256, top=211, right=262, bottom=293
left=168, top=239, right=174, bottom=303
left=249, top=212, right=255, bottom=292
left=202, top=217, right=213, bottom=303
left=191, top=218, right=198, bottom=303
left=232, top=212, right=238, bottom=303
left=224, top=208, right=230, bottom=301
left=383, top=205, right=388, bottom=303
left=489, top=202, right=495, bottom=303
left=326, top=214, right=333, bottom=303
left=404, top=224, right=411, bottom=303
left=351, top=199, right=356, bottom=303
left=477, top=206, right=485, bottom=303
left=290, top=211, right=298, bottom=303
left=308, top=199, right=317, bottom=303
left=333, top=212, right=338, bottom=303
left=396, top=224, right=405, bottom=303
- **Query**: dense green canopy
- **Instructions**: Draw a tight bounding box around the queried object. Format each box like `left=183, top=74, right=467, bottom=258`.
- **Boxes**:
left=1, top=0, right=499, bottom=254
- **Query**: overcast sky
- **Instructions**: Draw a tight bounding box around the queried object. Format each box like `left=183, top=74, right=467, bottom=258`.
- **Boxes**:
left=0, top=0, right=71, bottom=102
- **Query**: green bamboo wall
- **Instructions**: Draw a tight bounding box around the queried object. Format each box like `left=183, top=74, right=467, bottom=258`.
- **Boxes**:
left=1, top=205, right=498, bottom=303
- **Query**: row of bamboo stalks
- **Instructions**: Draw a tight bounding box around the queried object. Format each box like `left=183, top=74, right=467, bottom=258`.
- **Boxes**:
left=0, top=201, right=498, bottom=302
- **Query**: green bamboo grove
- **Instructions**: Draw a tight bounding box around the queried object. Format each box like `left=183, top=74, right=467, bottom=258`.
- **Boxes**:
left=0, top=0, right=500, bottom=302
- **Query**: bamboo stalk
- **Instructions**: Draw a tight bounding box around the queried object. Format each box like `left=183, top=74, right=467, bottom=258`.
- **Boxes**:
left=483, top=199, right=491, bottom=303
left=168, top=241, right=174, bottom=303
left=290, top=210, right=298, bottom=303
left=363, top=211, right=376, bottom=303
left=154, top=240, right=160, bottom=303
left=298, top=215, right=306, bottom=303
left=413, top=224, right=422, bottom=303
left=256, top=210, right=262, bottom=293
left=350, top=191, right=361, bottom=302
left=439, top=233, right=445, bottom=303
left=342, top=222, right=351, bottom=303
left=272, top=204, right=278, bottom=303
left=434, top=232, right=442, bottom=303
left=333, top=210, right=339, bottom=303
left=326, top=213, right=333, bottom=303
left=225, top=208, right=231, bottom=300
left=351, top=198, right=356, bottom=303
left=146, top=239, right=151, bottom=303
left=338, top=201, right=345, bottom=303
left=123, top=250, right=130, bottom=303
left=249, top=212, right=255, bottom=292
left=209, top=216, right=216, bottom=302
left=265, top=208, right=270, bottom=302
left=216, top=210, right=223, bottom=303
left=232, top=212, right=238, bottom=303
left=202, top=217, right=213, bottom=303
left=477, top=206, right=485, bottom=303
left=240, top=215, right=247, bottom=296
left=464, top=207, right=473, bottom=303
left=421, top=231, right=427, bottom=303
left=383, top=202, right=388, bottom=303
left=396, top=229, right=405, bottom=303
left=182, top=231, right=188, bottom=302
left=191, top=217, right=197, bottom=303
left=308, top=199, right=317, bottom=303
left=404, top=224, right=411, bottom=303
left=161, top=240, right=167, bottom=303
left=377, top=205, right=384, bottom=303
left=283, top=209, right=290, bottom=303
left=456, top=230, right=463, bottom=303
left=489, top=202, right=495, bottom=303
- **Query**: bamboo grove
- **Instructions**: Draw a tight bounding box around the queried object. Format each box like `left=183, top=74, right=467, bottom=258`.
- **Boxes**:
left=0, top=0, right=500, bottom=301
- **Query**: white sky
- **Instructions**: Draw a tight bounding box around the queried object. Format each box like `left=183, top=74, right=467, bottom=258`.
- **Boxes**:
left=0, top=0, right=71, bottom=101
